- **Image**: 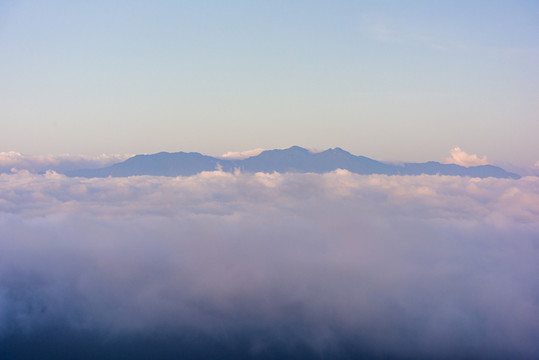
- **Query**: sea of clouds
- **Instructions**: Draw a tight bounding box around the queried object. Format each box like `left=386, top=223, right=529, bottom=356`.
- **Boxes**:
left=0, top=152, right=132, bottom=174
left=0, top=169, right=538, bottom=358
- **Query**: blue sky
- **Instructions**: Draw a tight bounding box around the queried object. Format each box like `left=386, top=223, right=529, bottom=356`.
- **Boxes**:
left=1, top=0, right=538, bottom=165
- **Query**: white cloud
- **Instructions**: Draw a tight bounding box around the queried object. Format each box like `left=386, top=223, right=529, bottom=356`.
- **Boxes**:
left=0, top=171, right=538, bottom=357
left=444, top=147, right=489, bottom=167
left=0, top=152, right=132, bottom=173
left=220, top=147, right=323, bottom=160
left=220, top=148, right=265, bottom=159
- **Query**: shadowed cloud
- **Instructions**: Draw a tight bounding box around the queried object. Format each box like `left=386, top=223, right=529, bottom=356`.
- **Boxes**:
left=0, top=170, right=537, bottom=359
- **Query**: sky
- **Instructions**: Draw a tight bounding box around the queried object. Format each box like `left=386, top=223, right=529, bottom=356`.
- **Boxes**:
left=1, top=3, right=539, bottom=357
left=1, top=0, right=538, bottom=165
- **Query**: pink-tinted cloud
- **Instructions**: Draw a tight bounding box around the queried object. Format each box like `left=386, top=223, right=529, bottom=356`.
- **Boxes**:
left=444, top=147, right=489, bottom=167
left=220, top=148, right=266, bottom=159
left=0, top=171, right=538, bottom=357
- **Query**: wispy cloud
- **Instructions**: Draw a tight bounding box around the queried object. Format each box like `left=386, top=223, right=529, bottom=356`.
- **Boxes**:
left=361, top=16, right=451, bottom=51
left=220, top=148, right=265, bottom=159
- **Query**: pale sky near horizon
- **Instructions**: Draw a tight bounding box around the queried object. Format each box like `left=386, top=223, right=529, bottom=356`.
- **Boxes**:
left=1, top=1, right=538, bottom=165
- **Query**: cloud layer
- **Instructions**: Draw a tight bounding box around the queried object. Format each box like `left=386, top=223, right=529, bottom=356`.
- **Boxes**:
left=0, top=170, right=538, bottom=358
left=0, top=152, right=132, bottom=174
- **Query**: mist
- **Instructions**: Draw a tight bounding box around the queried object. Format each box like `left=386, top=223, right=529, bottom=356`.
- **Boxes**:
left=1, top=170, right=538, bottom=359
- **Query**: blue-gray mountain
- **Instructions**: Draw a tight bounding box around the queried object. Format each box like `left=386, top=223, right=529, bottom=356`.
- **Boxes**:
left=66, top=146, right=520, bottom=179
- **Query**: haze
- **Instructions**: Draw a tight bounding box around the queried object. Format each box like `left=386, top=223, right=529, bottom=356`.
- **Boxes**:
left=1, top=1, right=538, bottom=165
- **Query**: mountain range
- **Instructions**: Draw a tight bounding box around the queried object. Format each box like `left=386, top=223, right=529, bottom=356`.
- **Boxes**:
left=66, top=146, right=520, bottom=179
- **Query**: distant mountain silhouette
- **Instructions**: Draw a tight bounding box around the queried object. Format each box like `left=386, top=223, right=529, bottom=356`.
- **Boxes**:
left=66, top=146, right=521, bottom=179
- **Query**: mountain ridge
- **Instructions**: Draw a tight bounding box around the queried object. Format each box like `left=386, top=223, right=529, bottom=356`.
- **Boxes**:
left=66, top=146, right=521, bottom=179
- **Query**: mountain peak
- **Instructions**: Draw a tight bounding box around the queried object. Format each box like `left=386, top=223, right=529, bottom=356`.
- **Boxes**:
left=253, top=146, right=310, bottom=158
left=318, top=147, right=353, bottom=158
left=327, top=147, right=349, bottom=154
left=285, top=146, right=310, bottom=152
left=66, top=147, right=521, bottom=179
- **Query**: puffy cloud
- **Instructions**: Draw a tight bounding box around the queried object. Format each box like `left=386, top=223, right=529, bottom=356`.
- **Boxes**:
left=220, top=148, right=265, bottom=159
left=0, top=170, right=538, bottom=358
left=0, top=151, right=132, bottom=173
left=444, top=147, right=489, bottom=167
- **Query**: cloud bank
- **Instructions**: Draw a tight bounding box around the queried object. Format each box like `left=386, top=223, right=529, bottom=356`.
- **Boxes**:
left=0, top=152, right=132, bottom=174
left=444, top=147, right=489, bottom=167
left=0, top=170, right=538, bottom=358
